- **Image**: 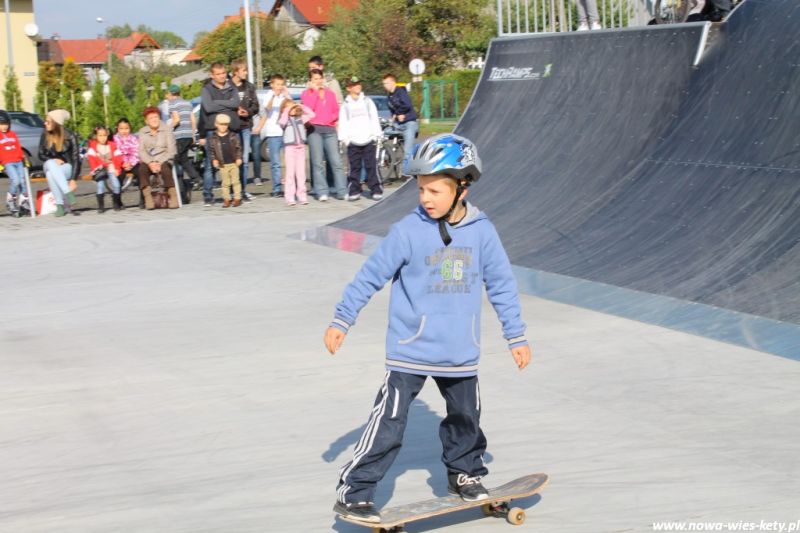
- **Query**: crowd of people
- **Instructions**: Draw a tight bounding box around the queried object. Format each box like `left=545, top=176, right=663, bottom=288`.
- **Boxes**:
left=1, top=55, right=421, bottom=217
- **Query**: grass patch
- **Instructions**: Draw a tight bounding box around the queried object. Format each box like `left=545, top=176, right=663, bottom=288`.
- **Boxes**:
left=419, top=120, right=457, bottom=137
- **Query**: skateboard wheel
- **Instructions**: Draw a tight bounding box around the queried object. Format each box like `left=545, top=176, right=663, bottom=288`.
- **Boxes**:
left=507, top=507, right=526, bottom=525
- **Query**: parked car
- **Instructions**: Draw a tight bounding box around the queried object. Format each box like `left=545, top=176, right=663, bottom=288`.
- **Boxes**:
left=368, top=95, right=393, bottom=122
left=0, top=109, right=45, bottom=171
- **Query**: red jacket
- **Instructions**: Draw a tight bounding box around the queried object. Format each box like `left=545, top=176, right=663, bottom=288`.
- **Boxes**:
left=86, top=139, right=124, bottom=173
left=0, top=130, right=24, bottom=165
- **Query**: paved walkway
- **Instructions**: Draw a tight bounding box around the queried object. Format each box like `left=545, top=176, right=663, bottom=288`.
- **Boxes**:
left=1, top=194, right=797, bottom=532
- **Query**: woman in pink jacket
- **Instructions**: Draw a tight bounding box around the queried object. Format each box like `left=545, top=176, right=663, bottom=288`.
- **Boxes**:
left=300, top=69, right=347, bottom=201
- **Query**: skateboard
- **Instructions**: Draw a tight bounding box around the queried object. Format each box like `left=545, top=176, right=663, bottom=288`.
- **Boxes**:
left=337, top=473, right=549, bottom=532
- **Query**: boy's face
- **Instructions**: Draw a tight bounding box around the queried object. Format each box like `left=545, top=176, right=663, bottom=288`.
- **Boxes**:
left=382, top=78, right=396, bottom=93
left=0, top=122, right=9, bottom=133
left=271, top=78, right=285, bottom=92
left=216, top=122, right=229, bottom=133
left=234, top=66, right=247, bottom=80
left=346, top=83, right=361, bottom=98
left=418, top=174, right=463, bottom=219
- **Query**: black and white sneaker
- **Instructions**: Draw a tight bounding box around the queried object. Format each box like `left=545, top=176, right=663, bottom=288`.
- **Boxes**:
left=333, top=500, right=381, bottom=523
left=448, top=473, right=489, bottom=502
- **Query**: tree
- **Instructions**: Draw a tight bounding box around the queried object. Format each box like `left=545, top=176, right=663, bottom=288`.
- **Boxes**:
left=35, top=61, right=60, bottom=115
left=83, top=80, right=106, bottom=137
left=148, top=73, right=165, bottom=107
left=410, top=0, right=496, bottom=65
left=194, top=16, right=305, bottom=82
left=312, top=0, right=444, bottom=90
left=106, top=76, right=132, bottom=126
left=56, top=59, right=87, bottom=133
left=130, top=76, right=149, bottom=130
left=3, top=67, right=23, bottom=111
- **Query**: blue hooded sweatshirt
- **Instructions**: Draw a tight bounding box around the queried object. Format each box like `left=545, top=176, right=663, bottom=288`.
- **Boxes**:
left=331, top=202, right=528, bottom=377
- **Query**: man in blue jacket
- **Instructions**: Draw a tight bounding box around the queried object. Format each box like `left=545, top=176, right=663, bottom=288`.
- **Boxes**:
left=325, top=134, right=533, bottom=523
left=383, top=73, right=419, bottom=178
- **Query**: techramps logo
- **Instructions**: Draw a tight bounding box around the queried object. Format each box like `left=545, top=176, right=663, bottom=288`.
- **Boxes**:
left=488, top=63, right=553, bottom=82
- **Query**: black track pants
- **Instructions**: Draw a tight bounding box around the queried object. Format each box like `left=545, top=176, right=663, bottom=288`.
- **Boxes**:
left=336, top=370, right=487, bottom=504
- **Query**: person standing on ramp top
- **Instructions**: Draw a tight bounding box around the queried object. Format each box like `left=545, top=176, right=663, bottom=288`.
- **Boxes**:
left=324, top=134, right=533, bottom=523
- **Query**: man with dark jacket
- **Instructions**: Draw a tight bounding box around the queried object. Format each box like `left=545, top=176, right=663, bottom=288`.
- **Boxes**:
left=382, top=73, right=418, bottom=178
left=200, top=62, right=240, bottom=206
left=230, top=59, right=260, bottom=201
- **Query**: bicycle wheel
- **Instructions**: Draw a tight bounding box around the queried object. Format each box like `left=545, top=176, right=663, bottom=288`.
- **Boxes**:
left=654, top=0, right=691, bottom=24
left=377, top=142, right=396, bottom=182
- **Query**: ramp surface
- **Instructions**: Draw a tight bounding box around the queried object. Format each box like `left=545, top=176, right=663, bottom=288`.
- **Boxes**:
left=324, top=0, right=800, bottom=356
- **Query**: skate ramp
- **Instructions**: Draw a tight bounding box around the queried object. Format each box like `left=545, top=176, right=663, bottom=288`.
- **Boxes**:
left=307, top=0, right=800, bottom=358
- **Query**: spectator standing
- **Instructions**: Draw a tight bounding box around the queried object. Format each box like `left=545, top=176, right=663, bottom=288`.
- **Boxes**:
left=338, top=76, right=384, bottom=202
left=137, top=107, right=178, bottom=210
left=38, top=109, right=81, bottom=217
left=254, top=73, right=290, bottom=197
left=230, top=59, right=259, bottom=201
left=208, top=114, right=243, bottom=208
left=86, top=125, right=124, bottom=213
left=0, top=110, right=30, bottom=217
left=307, top=55, right=343, bottom=106
left=165, top=85, right=201, bottom=189
left=113, top=118, right=139, bottom=192
left=200, top=62, right=241, bottom=206
left=279, top=99, right=315, bottom=206
left=382, top=74, right=419, bottom=177
left=301, top=69, right=347, bottom=201
left=575, top=0, right=602, bottom=30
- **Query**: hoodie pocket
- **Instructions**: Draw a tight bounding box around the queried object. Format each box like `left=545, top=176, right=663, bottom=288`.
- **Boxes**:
left=398, top=315, right=427, bottom=345
left=471, top=314, right=480, bottom=349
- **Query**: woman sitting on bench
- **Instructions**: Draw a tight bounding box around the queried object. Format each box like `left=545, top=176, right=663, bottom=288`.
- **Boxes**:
left=137, top=107, right=178, bottom=209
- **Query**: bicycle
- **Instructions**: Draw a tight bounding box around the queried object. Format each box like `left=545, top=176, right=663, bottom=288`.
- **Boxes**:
left=653, top=0, right=693, bottom=23
left=377, top=119, right=406, bottom=183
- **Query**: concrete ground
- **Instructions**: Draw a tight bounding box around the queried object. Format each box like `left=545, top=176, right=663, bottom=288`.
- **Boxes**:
left=0, top=183, right=798, bottom=533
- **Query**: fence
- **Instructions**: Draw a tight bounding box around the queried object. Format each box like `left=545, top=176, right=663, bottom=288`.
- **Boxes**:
left=496, top=0, right=655, bottom=34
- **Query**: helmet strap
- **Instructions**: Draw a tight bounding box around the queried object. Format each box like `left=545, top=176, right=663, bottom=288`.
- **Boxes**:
left=436, top=183, right=466, bottom=246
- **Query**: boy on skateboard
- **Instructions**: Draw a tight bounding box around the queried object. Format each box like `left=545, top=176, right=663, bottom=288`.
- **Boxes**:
left=325, top=134, right=532, bottom=523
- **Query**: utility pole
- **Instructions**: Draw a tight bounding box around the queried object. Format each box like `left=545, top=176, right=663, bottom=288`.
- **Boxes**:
left=4, top=0, right=14, bottom=67
left=243, top=0, right=255, bottom=84
left=253, top=0, right=263, bottom=88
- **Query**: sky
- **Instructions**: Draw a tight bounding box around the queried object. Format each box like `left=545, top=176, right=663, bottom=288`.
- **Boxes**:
left=33, top=0, right=277, bottom=45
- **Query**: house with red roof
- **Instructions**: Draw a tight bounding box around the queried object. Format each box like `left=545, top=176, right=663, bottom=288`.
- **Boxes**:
left=185, top=0, right=359, bottom=63
left=275, top=0, right=359, bottom=50
left=39, top=32, right=162, bottom=69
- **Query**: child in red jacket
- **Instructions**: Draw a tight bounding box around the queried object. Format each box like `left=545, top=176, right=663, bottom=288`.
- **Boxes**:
left=0, top=111, right=30, bottom=217
left=86, top=125, right=124, bottom=213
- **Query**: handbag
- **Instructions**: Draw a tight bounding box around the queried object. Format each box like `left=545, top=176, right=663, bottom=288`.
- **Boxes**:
left=152, top=191, right=170, bottom=209
left=35, top=190, right=57, bottom=215
left=92, top=167, right=109, bottom=182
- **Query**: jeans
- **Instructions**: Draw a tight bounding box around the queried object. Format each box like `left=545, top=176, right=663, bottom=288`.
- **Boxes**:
left=251, top=133, right=263, bottom=181
left=307, top=131, right=347, bottom=198
left=575, top=0, right=600, bottom=23
left=202, top=131, right=216, bottom=202
left=267, top=136, right=284, bottom=193
left=394, top=120, right=419, bottom=174
left=3, top=161, right=27, bottom=196
left=95, top=170, right=121, bottom=195
left=238, top=129, right=251, bottom=194
left=43, top=160, right=73, bottom=205
left=175, top=137, right=200, bottom=183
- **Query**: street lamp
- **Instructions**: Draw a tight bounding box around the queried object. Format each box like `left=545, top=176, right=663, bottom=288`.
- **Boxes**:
left=96, top=16, right=113, bottom=74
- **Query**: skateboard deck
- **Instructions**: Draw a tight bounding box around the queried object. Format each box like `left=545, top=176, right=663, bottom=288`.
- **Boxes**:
left=337, top=473, right=549, bottom=531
